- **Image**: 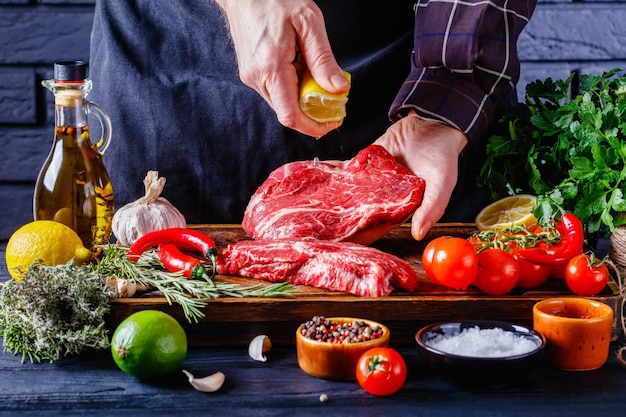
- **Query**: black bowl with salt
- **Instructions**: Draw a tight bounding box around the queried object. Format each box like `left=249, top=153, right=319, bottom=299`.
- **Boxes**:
left=415, top=320, right=546, bottom=387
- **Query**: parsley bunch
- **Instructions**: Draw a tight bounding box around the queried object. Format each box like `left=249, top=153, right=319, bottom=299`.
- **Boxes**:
left=479, top=68, right=626, bottom=240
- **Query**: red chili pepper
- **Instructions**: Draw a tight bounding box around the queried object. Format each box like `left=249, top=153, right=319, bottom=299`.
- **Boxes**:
left=126, top=228, right=217, bottom=276
left=157, top=243, right=210, bottom=279
left=516, top=212, right=584, bottom=266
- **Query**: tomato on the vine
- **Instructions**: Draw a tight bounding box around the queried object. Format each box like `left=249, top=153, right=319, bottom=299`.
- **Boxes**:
left=422, top=237, right=478, bottom=290
left=356, top=347, right=406, bottom=396
left=565, top=253, right=609, bottom=296
left=513, top=253, right=552, bottom=289
left=475, top=248, right=520, bottom=295
left=421, top=236, right=449, bottom=283
left=467, top=234, right=487, bottom=249
left=550, top=261, right=568, bottom=279
left=432, top=237, right=478, bottom=290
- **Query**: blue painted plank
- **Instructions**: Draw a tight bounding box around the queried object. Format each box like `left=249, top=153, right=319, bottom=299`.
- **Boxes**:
left=0, top=7, right=93, bottom=64
left=0, top=67, right=36, bottom=124
left=0, top=184, right=33, bottom=237
left=519, top=4, right=626, bottom=61
left=0, top=126, right=50, bottom=182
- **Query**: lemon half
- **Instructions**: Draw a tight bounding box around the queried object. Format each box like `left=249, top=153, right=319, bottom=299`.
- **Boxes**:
left=475, top=194, right=538, bottom=231
left=299, top=68, right=351, bottom=123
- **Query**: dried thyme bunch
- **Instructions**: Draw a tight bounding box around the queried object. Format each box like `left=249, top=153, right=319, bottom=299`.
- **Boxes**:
left=0, top=260, right=114, bottom=363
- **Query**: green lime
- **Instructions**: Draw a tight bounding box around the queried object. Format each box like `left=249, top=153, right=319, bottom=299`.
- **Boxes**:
left=111, top=310, right=188, bottom=379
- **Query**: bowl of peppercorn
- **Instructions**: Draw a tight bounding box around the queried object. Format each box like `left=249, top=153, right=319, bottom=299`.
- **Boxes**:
left=296, top=316, right=390, bottom=380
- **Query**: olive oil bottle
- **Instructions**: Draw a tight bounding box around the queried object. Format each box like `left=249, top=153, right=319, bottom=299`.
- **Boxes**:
left=34, top=61, right=114, bottom=252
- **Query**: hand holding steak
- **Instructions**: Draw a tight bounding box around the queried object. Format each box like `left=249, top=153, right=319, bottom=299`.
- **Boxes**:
left=373, top=113, right=469, bottom=240
left=242, top=144, right=426, bottom=245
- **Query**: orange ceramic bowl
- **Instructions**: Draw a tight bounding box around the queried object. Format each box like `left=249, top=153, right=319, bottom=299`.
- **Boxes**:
left=533, top=297, right=614, bottom=371
left=295, top=317, right=390, bottom=380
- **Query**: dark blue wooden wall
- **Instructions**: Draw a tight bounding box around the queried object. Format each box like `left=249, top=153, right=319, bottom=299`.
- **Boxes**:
left=1, top=1, right=626, bottom=239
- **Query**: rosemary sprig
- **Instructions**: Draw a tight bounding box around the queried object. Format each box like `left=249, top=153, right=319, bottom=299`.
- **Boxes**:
left=95, top=245, right=295, bottom=323
left=214, top=281, right=294, bottom=298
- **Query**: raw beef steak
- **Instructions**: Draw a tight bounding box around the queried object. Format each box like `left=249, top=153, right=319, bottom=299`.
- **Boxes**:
left=216, top=238, right=419, bottom=297
left=242, top=144, right=425, bottom=245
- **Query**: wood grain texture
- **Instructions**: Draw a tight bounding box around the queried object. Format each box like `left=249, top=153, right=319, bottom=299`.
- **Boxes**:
left=1, top=343, right=626, bottom=416
left=105, top=224, right=621, bottom=347
left=1, top=224, right=621, bottom=348
left=2, top=229, right=626, bottom=415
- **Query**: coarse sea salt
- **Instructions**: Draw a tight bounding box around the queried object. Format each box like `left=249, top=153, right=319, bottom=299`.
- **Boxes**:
left=425, top=326, right=538, bottom=358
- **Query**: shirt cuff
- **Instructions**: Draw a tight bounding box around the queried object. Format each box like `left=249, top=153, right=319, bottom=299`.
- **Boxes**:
left=389, top=66, right=501, bottom=149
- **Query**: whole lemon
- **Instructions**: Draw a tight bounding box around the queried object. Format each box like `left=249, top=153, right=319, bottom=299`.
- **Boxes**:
left=111, top=310, right=188, bottom=380
left=5, top=220, right=92, bottom=280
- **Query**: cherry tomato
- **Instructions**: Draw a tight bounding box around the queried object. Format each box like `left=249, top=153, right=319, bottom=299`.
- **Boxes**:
left=421, top=236, right=449, bottom=283
left=565, top=254, right=609, bottom=296
left=430, top=237, right=478, bottom=290
left=475, top=248, right=520, bottom=295
left=550, top=261, right=568, bottom=279
left=356, top=347, right=407, bottom=396
left=513, top=253, right=552, bottom=289
left=549, top=239, right=584, bottom=279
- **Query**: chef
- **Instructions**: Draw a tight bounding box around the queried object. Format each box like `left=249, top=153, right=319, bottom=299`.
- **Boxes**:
left=89, top=0, right=536, bottom=240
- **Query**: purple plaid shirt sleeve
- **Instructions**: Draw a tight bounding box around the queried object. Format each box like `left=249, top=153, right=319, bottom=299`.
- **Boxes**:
left=389, top=0, right=536, bottom=147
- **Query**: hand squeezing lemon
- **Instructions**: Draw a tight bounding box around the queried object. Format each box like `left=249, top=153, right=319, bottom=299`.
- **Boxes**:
left=299, top=68, right=351, bottom=124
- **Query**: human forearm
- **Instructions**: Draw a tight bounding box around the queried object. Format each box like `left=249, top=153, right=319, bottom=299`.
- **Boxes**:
left=389, top=0, right=537, bottom=147
left=211, top=0, right=349, bottom=137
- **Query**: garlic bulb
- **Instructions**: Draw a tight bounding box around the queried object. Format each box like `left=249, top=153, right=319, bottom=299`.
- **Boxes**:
left=112, top=171, right=186, bottom=246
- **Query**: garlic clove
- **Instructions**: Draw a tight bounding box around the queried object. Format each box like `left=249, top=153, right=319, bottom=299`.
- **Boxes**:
left=182, top=369, right=225, bottom=393
left=248, top=335, right=272, bottom=362
left=116, top=279, right=137, bottom=298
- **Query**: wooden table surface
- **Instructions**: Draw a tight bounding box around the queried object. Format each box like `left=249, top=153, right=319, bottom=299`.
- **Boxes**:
left=109, top=224, right=622, bottom=347
left=2, top=341, right=626, bottom=417
left=2, top=231, right=626, bottom=416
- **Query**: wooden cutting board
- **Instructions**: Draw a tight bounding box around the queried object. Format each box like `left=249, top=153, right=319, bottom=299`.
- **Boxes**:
left=108, top=223, right=622, bottom=347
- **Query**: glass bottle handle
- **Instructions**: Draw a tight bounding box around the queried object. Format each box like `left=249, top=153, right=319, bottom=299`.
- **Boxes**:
left=85, top=100, right=113, bottom=155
